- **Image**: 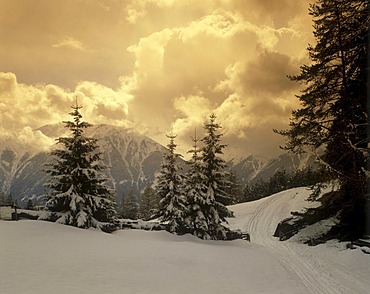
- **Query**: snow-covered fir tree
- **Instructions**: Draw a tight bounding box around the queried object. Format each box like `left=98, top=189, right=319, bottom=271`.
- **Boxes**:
left=154, top=133, right=187, bottom=234
left=40, top=101, right=117, bottom=231
left=124, top=190, right=139, bottom=219
left=121, top=189, right=139, bottom=220
left=226, top=171, right=243, bottom=205
left=183, top=130, right=211, bottom=239
left=139, top=183, right=159, bottom=220
left=199, top=113, right=233, bottom=239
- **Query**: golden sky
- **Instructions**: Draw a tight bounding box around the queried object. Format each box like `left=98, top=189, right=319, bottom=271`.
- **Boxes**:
left=0, top=0, right=313, bottom=159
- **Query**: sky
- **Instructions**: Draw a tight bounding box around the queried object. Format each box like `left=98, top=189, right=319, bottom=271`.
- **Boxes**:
left=0, top=0, right=314, bottom=159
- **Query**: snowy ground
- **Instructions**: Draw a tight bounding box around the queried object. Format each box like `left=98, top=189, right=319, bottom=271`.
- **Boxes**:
left=228, top=187, right=370, bottom=294
left=1, top=187, right=369, bottom=294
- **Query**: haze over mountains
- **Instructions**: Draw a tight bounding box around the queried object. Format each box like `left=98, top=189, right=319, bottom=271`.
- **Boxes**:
left=0, top=124, right=315, bottom=206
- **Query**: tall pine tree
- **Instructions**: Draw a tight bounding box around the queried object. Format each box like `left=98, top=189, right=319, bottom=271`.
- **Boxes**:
left=40, top=100, right=117, bottom=231
left=276, top=0, right=369, bottom=237
left=154, top=133, right=187, bottom=234
left=183, top=130, right=210, bottom=239
left=199, top=114, right=233, bottom=239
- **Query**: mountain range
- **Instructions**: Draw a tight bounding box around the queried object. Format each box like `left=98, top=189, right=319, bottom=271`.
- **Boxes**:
left=0, top=124, right=316, bottom=207
left=231, top=152, right=317, bottom=186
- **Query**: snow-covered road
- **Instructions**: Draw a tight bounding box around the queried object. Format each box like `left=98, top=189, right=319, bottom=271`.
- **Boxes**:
left=229, top=187, right=369, bottom=294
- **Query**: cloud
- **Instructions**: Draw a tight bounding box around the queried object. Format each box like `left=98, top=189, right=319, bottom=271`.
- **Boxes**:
left=75, top=81, right=132, bottom=127
left=126, top=8, right=146, bottom=24
left=171, top=95, right=212, bottom=141
left=241, top=49, right=301, bottom=95
left=0, top=72, right=133, bottom=149
left=0, top=72, right=17, bottom=92
left=0, top=126, right=55, bottom=153
left=121, top=10, right=258, bottom=131
left=164, top=46, right=302, bottom=157
left=18, top=127, right=55, bottom=152
left=52, top=37, right=89, bottom=51
left=125, top=0, right=181, bottom=24
left=128, top=29, right=174, bottom=77
left=0, top=1, right=313, bottom=159
left=115, top=7, right=308, bottom=157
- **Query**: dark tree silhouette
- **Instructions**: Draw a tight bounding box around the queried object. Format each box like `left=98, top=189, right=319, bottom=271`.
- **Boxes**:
left=276, top=0, right=369, bottom=237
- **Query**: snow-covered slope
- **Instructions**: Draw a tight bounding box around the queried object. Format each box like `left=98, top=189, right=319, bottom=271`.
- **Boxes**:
left=1, top=187, right=370, bottom=293
left=228, top=187, right=370, bottom=294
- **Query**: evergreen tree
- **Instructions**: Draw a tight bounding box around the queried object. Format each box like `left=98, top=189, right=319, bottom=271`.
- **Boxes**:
left=0, top=192, right=5, bottom=205
left=268, top=168, right=289, bottom=194
left=139, top=183, right=159, bottom=220
left=201, top=114, right=233, bottom=215
left=198, top=114, right=233, bottom=239
left=119, top=189, right=140, bottom=220
left=26, top=199, right=34, bottom=210
left=40, top=100, right=117, bottom=231
left=120, top=192, right=127, bottom=218
left=125, top=190, right=139, bottom=220
left=183, top=130, right=210, bottom=239
left=242, top=179, right=268, bottom=202
left=276, top=0, right=369, bottom=237
left=154, top=133, right=187, bottom=234
left=0, top=192, right=13, bottom=206
left=226, top=171, right=243, bottom=204
left=242, top=166, right=322, bottom=203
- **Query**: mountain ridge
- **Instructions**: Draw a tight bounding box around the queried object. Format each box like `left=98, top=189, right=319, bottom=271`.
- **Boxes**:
left=0, top=124, right=317, bottom=206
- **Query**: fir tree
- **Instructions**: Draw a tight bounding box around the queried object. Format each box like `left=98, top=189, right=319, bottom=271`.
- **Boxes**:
left=227, top=171, right=243, bottom=204
left=119, top=191, right=127, bottom=219
left=154, top=133, right=187, bottom=234
left=40, top=100, right=117, bottom=231
left=125, top=190, right=139, bottom=220
left=119, top=189, right=140, bottom=220
left=201, top=114, right=233, bottom=216
left=276, top=0, right=369, bottom=237
left=26, top=199, right=34, bottom=210
left=183, top=129, right=210, bottom=239
left=139, top=183, right=159, bottom=220
left=199, top=114, right=234, bottom=239
left=0, top=192, right=13, bottom=206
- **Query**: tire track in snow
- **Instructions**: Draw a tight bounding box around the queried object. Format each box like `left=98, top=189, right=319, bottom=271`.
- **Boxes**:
left=245, top=190, right=349, bottom=294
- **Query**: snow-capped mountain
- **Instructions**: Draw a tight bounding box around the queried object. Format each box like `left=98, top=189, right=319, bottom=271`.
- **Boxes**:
left=0, top=124, right=169, bottom=206
left=231, top=152, right=318, bottom=186
left=0, top=124, right=317, bottom=207
left=89, top=124, right=168, bottom=201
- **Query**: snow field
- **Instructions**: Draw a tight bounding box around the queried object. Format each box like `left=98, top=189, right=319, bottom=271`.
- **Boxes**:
left=1, top=187, right=369, bottom=294
left=1, top=220, right=307, bottom=294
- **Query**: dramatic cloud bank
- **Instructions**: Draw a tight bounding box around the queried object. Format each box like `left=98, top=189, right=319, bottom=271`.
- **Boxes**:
left=0, top=0, right=313, bottom=158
